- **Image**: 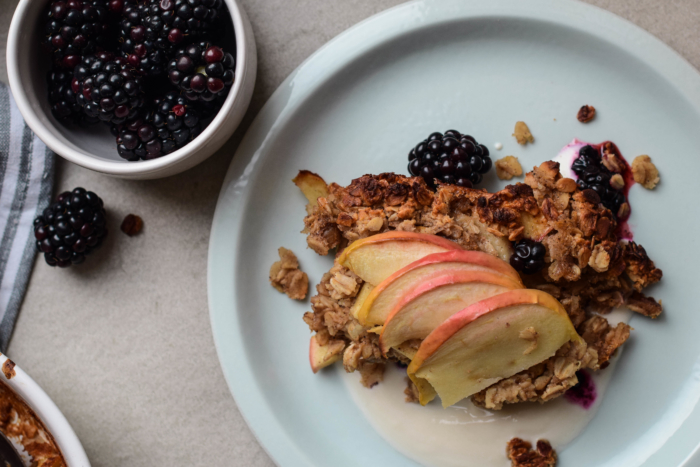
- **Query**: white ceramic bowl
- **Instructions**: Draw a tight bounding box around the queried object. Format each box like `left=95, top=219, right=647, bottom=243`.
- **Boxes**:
left=6, top=0, right=257, bottom=180
left=0, top=354, right=89, bottom=466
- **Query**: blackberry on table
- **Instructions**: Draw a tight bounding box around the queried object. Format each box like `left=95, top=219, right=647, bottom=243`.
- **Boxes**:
left=34, top=188, right=108, bottom=268
left=43, top=0, right=110, bottom=69
left=74, top=54, right=145, bottom=124
left=510, top=239, right=546, bottom=275
left=407, top=130, right=492, bottom=189
left=572, top=145, right=627, bottom=217
left=167, top=41, right=235, bottom=101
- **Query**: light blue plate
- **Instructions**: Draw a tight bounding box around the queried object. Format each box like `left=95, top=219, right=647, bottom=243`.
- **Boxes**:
left=208, top=1, right=700, bottom=465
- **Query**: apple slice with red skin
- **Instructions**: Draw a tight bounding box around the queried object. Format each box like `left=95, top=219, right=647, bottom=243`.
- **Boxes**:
left=357, top=250, right=523, bottom=326
left=379, top=270, right=522, bottom=354
left=309, top=335, right=345, bottom=373
left=337, top=232, right=463, bottom=286
left=408, top=289, right=583, bottom=407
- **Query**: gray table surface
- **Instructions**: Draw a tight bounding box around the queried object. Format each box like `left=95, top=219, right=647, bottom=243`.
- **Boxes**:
left=0, top=0, right=698, bottom=465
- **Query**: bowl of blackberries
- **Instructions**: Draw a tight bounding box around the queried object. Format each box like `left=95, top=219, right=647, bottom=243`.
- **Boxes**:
left=7, top=0, right=257, bottom=179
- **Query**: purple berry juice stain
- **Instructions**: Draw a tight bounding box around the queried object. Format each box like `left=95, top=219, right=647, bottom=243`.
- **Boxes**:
left=565, top=370, right=597, bottom=409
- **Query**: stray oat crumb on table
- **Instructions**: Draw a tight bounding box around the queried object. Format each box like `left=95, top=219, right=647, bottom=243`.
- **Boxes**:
left=269, top=247, right=309, bottom=300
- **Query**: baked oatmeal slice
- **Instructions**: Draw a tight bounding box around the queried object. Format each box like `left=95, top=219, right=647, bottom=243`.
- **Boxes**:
left=300, top=164, right=662, bottom=406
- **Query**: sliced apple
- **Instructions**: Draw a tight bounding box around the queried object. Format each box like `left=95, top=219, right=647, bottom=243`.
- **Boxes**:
left=379, top=270, right=522, bottom=354
left=309, top=335, right=345, bottom=373
left=349, top=283, right=374, bottom=319
left=393, top=341, right=419, bottom=361
left=408, top=289, right=583, bottom=407
left=473, top=218, right=513, bottom=262
left=338, top=232, right=464, bottom=286
left=293, top=170, right=329, bottom=209
left=357, top=250, right=523, bottom=326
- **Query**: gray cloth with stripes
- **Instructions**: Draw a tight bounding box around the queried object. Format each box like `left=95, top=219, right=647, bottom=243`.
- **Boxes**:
left=0, top=83, right=55, bottom=352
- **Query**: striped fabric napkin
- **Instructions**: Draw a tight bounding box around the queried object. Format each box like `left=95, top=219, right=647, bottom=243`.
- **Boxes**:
left=0, top=82, right=55, bottom=352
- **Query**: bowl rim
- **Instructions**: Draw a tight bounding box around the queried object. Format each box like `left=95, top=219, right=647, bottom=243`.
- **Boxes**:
left=0, top=354, right=90, bottom=466
left=6, top=0, right=251, bottom=176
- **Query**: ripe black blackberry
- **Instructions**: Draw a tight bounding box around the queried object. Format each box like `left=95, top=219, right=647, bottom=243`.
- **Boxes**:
left=47, top=68, right=95, bottom=124
left=510, top=239, right=546, bottom=275
left=141, top=0, right=224, bottom=47
left=167, top=42, right=235, bottom=101
left=118, top=2, right=170, bottom=75
left=73, top=54, right=145, bottom=124
left=112, top=94, right=209, bottom=160
left=43, top=0, right=111, bottom=69
left=572, top=145, right=627, bottom=216
left=34, top=188, right=108, bottom=268
left=407, top=130, right=492, bottom=189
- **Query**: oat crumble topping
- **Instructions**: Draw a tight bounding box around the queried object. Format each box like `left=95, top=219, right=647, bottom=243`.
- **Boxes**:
left=513, top=121, right=535, bottom=145
left=299, top=162, right=662, bottom=405
left=577, top=105, right=596, bottom=123
left=269, top=247, right=309, bottom=300
left=496, top=156, right=524, bottom=180
left=631, top=155, right=660, bottom=189
left=507, top=438, right=557, bottom=467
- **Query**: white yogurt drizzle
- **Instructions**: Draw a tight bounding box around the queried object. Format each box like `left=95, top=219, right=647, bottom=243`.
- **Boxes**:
left=552, top=138, right=587, bottom=180
left=342, top=294, right=632, bottom=466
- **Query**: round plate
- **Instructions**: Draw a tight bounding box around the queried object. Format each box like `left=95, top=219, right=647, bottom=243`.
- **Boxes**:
left=208, top=1, right=700, bottom=465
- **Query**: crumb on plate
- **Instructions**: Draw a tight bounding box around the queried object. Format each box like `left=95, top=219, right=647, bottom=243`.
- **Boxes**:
left=513, top=121, right=534, bottom=145
left=506, top=438, right=557, bottom=467
left=631, top=155, right=660, bottom=189
left=495, top=156, right=523, bottom=180
left=577, top=105, right=596, bottom=123
left=270, top=247, right=309, bottom=300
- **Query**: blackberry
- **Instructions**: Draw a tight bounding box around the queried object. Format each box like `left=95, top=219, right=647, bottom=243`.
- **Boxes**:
left=407, top=130, right=492, bottom=189
left=43, top=0, right=110, bottom=69
left=112, top=94, right=208, bottom=160
left=34, top=188, right=108, bottom=268
left=118, top=2, right=170, bottom=75
left=140, top=0, right=224, bottom=47
left=572, top=145, right=627, bottom=216
left=167, top=42, right=235, bottom=101
left=47, top=68, right=93, bottom=123
left=74, top=54, right=145, bottom=124
left=510, top=239, right=546, bottom=275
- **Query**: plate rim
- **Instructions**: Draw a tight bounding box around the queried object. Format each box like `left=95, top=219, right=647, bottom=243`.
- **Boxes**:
left=207, top=1, right=700, bottom=465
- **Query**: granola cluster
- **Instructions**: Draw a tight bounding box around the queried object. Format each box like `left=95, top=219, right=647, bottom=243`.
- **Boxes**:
left=507, top=438, right=557, bottom=467
left=632, top=155, right=660, bottom=190
left=301, top=163, right=662, bottom=405
left=269, top=247, right=309, bottom=300
left=496, top=156, right=524, bottom=180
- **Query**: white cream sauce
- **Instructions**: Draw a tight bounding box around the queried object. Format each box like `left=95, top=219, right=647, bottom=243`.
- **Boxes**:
left=494, top=142, right=503, bottom=151
left=552, top=138, right=587, bottom=180
left=342, top=308, right=632, bottom=467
